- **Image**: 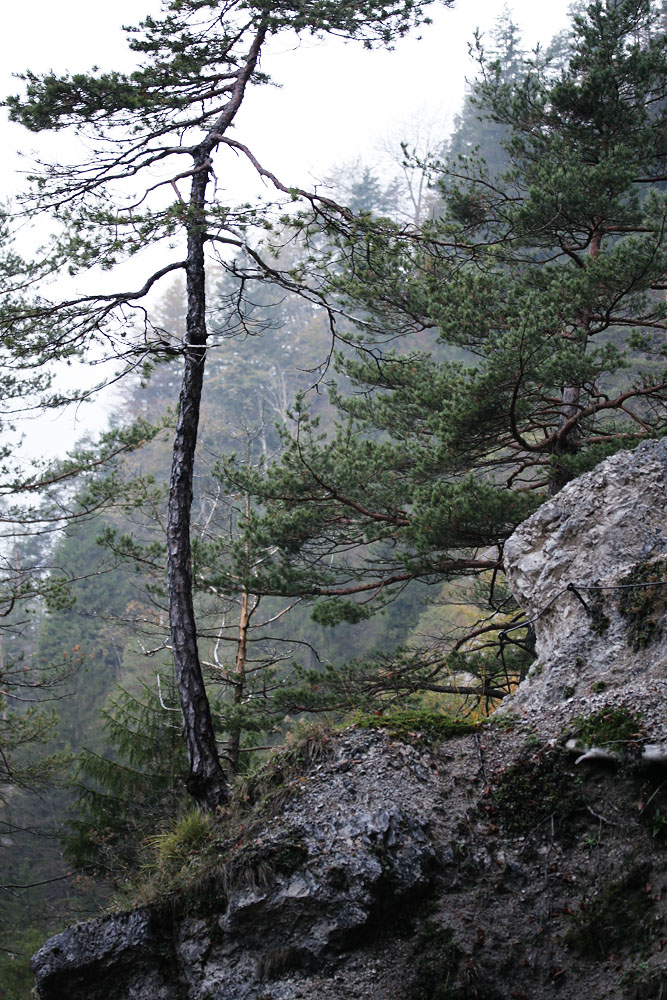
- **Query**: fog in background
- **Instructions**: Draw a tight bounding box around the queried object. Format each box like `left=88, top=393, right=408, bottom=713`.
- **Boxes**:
left=0, top=0, right=572, bottom=456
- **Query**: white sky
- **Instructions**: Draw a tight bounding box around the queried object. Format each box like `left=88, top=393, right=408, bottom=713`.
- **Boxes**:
left=0, top=0, right=573, bottom=194
left=0, top=0, right=573, bottom=456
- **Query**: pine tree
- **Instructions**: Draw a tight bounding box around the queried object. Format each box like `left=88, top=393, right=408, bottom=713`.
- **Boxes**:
left=213, top=0, right=667, bottom=700
left=63, top=679, right=190, bottom=881
left=4, top=0, right=446, bottom=809
left=446, top=7, right=526, bottom=182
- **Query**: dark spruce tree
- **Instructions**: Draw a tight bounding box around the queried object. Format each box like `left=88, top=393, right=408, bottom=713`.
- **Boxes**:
left=63, top=679, right=190, bottom=883
left=445, top=7, right=526, bottom=183
left=213, top=0, right=667, bottom=701
left=4, top=0, right=448, bottom=809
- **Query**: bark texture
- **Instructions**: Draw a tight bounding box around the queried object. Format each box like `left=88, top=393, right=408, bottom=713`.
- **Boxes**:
left=166, top=28, right=266, bottom=809
left=167, top=333, right=228, bottom=807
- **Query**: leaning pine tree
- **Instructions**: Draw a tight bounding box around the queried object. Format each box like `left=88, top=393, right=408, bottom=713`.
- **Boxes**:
left=214, top=0, right=667, bottom=703
left=4, top=0, right=446, bottom=808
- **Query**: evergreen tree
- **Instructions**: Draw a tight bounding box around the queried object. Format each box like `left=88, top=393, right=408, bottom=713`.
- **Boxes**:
left=213, top=0, right=667, bottom=700
left=64, top=679, right=189, bottom=883
left=4, top=0, right=447, bottom=809
left=326, top=161, right=402, bottom=216
left=0, top=497, right=164, bottom=991
left=101, top=272, right=427, bottom=768
left=446, top=8, right=526, bottom=182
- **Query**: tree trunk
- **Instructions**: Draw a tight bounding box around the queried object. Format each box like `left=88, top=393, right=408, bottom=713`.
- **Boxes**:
left=166, top=26, right=267, bottom=810
left=167, top=150, right=229, bottom=810
left=228, top=582, right=251, bottom=775
left=549, top=228, right=602, bottom=495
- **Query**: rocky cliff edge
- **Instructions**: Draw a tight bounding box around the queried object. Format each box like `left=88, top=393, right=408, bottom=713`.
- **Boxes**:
left=32, top=439, right=667, bottom=1000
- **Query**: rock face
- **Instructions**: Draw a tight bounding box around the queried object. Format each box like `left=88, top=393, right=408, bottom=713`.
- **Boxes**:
left=503, top=437, right=667, bottom=739
left=31, top=729, right=480, bottom=1000
left=29, top=910, right=176, bottom=1000
left=31, top=439, right=667, bottom=1000
left=32, top=720, right=667, bottom=1000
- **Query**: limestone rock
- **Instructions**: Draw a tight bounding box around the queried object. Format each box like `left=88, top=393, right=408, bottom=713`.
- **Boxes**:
left=503, top=437, right=667, bottom=737
left=31, top=729, right=456, bottom=1000
left=31, top=720, right=667, bottom=1000
left=31, top=439, right=667, bottom=1000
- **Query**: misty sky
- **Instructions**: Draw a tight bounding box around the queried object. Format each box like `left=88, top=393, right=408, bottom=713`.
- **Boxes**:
left=0, top=0, right=573, bottom=453
left=1, top=1, right=573, bottom=196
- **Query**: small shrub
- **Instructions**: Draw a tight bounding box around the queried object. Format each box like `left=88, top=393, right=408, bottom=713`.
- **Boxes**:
left=588, top=589, right=611, bottom=635
left=567, top=706, right=646, bottom=755
left=490, top=746, right=582, bottom=837
left=648, top=808, right=667, bottom=842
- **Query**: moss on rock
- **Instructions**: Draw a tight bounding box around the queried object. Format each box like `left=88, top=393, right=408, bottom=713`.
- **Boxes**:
left=617, top=559, right=667, bottom=651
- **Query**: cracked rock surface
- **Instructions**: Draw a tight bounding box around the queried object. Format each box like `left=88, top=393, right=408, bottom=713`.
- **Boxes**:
left=503, top=437, right=667, bottom=741
left=31, top=721, right=667, bottom=1000
left=32, top=729, right=482, bottom=1000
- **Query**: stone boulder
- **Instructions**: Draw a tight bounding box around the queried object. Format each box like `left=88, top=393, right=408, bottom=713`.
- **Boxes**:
left=31, top=728, right=471, bottom=1000
left=503, top=437, right=667, bottom=739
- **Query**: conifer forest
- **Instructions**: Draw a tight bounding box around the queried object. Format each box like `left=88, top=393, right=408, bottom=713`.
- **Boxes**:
left=1, top=1, right=667, bottom=995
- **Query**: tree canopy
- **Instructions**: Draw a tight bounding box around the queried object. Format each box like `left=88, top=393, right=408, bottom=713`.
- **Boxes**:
left=214, top=0, right=667, bottom=700
left=2, top=0, right=451, bottom=809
